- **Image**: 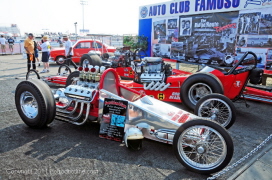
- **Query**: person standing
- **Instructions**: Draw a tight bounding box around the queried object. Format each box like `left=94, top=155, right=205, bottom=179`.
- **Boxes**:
left=33, top=39, right=40, bottom=66
left=0, top=35, right=7, bottom=55
left=39, top=35, right=51, bottom=73
left=58, top=37, right=63, bottom=47
left=63, top=35, right=77, bottom=69
left=24, top=33, right=36, bottom=72
left=7, top=37, right=15, bottom=54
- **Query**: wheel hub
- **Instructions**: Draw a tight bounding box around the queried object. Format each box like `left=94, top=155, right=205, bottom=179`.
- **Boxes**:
left=196, top=87, right=209, bottom=98
left=196, top=145, right=206, bottom=154
left=20, top=91, right=38, bottom=119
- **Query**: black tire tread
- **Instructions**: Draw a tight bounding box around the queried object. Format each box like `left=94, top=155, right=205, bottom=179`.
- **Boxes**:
left=66, top=71, right=80, bottom=87
left=180, top=72, right=224, bottom=110
left=15, top=80, right=55, bottom=128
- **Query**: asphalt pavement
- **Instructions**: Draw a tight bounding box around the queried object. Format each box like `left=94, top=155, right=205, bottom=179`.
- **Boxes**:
left=0, top=54, right=272, bottom=180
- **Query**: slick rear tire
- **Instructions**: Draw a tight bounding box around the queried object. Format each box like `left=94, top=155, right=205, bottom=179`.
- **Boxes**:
left=80, top=54, right=102, bottom=67
left=173, top=119, right=233, bottom=174
left=66, top=71, right=80, bottom=87
left=194, top=93, right=236, bottom=129
left=102, top=52, right=114, bottom=59
left=180, top=73, right=223, bottom=110
left=15, top=79, right=56, bottom=128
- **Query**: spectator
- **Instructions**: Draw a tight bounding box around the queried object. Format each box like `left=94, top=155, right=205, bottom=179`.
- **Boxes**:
left=7, top=37, right=15, bottom=54
left=63, top=35, right=77, bottom=69
left=39, top=35, right=51, bottom=73
left=24, top=33, right=36, bottom=72
left=33, top=39, right=41, bottom=66
left=0, top=35, right=7, bottom=55
left=58, top=37, right=63, bottom=47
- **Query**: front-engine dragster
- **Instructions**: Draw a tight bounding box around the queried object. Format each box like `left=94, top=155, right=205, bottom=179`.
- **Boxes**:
left=15, top=68, right=234, bottom=174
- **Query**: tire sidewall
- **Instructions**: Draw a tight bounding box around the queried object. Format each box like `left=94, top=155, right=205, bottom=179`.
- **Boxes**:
left=80, top=54, right=102, bottom=67
left=180, top=73, right=224, bottom=110
left=15, top=81, right=48, bottom=128
left=66, top=71, right=80, bottom=87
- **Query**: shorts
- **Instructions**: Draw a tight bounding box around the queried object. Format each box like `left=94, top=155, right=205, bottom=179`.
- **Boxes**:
left=42, top=51, right=50, bottom=62
left=9, top=44, right=13, bottom=49
left=1, top=44, right=5, bottom=49
left=34, top=49, right=39, bottom=58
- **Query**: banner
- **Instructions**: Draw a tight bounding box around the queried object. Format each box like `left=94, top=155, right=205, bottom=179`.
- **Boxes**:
left=99, top=98, right=128, bottom=142
left=139, top=0, right=272, bottom=19
left=149, top=5, right=272, bottom=69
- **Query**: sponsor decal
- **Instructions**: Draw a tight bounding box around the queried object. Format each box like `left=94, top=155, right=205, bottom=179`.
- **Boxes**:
left=234, top=80, right=242, bottom=88
left=169, top=92, right=180, bottom=100
left=129, top=70, right=133, bottom=75
left=158, top=93, right=165, bottom=100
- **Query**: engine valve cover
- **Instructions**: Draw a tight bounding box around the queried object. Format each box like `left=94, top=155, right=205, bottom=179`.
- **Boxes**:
left=64, top=85, right=95, bottom=101
left=140, top=72, right=165, bottom=82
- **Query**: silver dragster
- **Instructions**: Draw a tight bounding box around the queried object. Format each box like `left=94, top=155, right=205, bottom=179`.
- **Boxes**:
left=15, top=67, right=233, bottom=175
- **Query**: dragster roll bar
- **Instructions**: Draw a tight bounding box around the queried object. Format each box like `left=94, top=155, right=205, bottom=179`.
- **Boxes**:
left=228, top=51, right=258, bottom=75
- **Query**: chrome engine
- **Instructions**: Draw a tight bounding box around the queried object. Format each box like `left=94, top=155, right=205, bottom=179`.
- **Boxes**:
left=53, top=66, right=106, bottom=125
left=132, top=57, right=172, bottom=91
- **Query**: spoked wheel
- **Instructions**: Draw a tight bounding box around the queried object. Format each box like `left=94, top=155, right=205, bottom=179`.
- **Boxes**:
left=195, top=94, right=236, bottom=129
left=173, top=119, right=233, bottom=174
left=26, top=69, right=40, bottom=80
left=15, top=79, right=56, bottom=128
left=58, top=64, right=72, bottom=76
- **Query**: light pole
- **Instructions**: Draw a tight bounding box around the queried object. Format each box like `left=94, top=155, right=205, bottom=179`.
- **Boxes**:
left=74, top=22, right=77, bottom=40
left=80, top=0, right=88, bottom=35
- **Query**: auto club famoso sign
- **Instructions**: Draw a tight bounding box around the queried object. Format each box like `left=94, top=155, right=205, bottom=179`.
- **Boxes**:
left=138, top=0, right=272, bottom=68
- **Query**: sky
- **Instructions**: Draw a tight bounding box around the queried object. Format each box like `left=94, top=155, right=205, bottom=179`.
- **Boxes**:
left=0, top=0, right=168, bottom=36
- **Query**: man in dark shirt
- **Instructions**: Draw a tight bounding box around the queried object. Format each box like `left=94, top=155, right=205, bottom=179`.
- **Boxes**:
left=7, top=37, right=15, bottom=54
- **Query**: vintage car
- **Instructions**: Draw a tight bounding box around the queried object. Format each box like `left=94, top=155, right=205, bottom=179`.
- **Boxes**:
left=27, top=51, right=271, bottom=129
left=49, top=39, right=116, bottom=65
left=16, top=68, right=234, bottom=175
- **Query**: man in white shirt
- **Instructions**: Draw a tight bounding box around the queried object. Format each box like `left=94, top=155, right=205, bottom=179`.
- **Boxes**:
left=0, top=35, right=7, bottom=55
left=63, top=35, right=77, bottom=69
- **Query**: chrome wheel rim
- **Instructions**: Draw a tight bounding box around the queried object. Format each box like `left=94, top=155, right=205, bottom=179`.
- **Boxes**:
left=58, top=57, right=65, bottom=64
left=20, top=91, right=38, bottom=119
left=197, top=98, right=232, bottom=128
left=189, top=83, right=212, bottom=105
left=177, top=125, right=227, bottom=170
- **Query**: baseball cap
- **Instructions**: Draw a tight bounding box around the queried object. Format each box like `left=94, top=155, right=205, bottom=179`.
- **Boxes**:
left=28, top=33, right=34, bottom=36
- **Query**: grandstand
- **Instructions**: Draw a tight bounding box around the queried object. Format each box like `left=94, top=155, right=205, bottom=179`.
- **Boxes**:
left=0, top=24, right=21, bottom=37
